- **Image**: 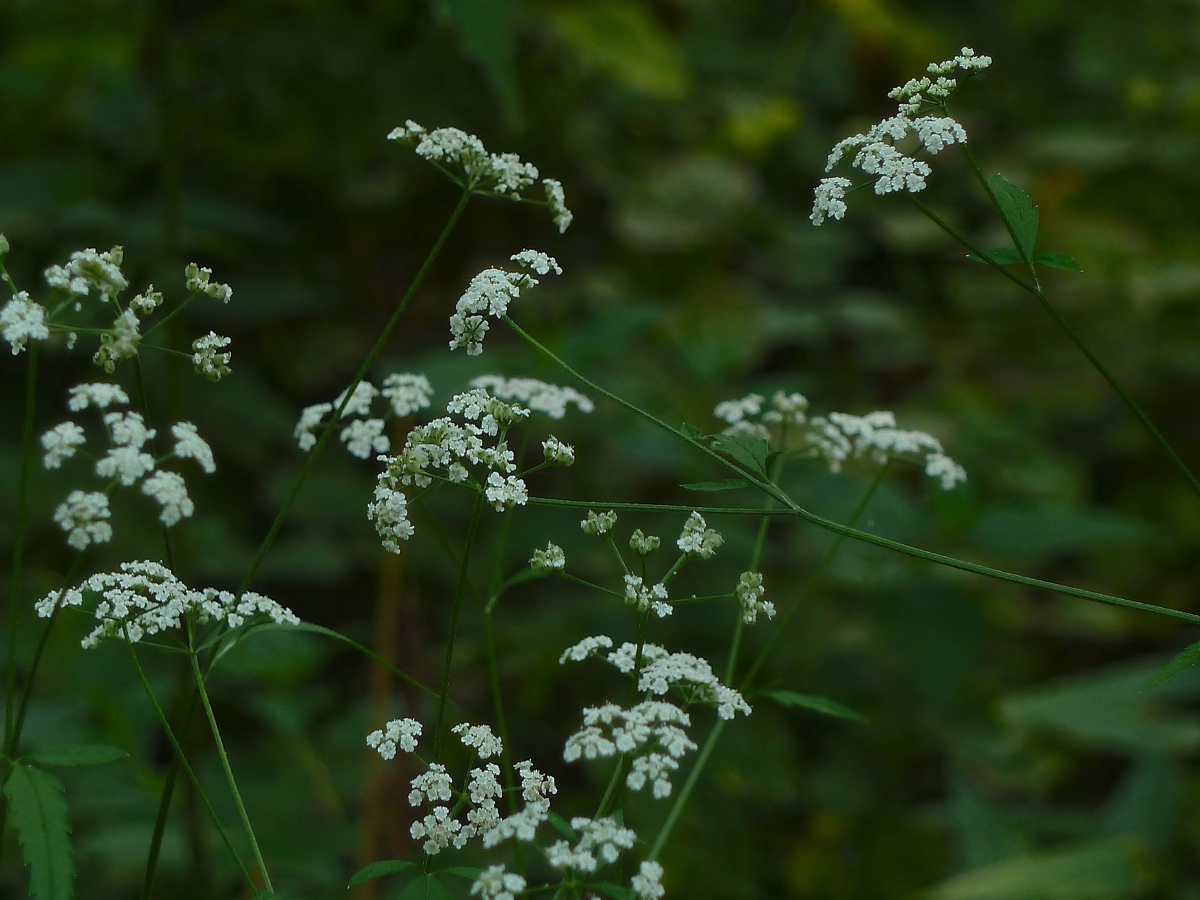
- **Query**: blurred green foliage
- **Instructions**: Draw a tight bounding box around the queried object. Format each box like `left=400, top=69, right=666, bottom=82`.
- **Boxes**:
left=2, top=0, right=1200, bottom=897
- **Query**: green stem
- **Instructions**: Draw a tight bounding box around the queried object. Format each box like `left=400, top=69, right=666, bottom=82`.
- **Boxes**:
left=433, top=493, right=486, bottom=760
left=127, top=643, right=252, bottom=887
left=647, top=719, right=726, bottom=860
left=189, top=651, right=273, bottom=893
left=506, top=317, right=1200, bottom=627
left=140, top=688, right=201, bottom=900
left=237, top=188, right=473, bottom=599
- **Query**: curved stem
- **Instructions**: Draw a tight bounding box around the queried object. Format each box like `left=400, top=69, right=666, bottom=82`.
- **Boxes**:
left=189, top=651, right=273, bottom=893
left=506, top=317, right=1200, bottom=627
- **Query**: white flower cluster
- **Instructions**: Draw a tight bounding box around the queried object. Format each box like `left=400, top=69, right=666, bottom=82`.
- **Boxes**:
left=581, top=509, right=618, bottom=536
left=734, top=571, right=775, bottom=624
left=545, top=816, right=636, bottom=874
left=294, top=374, right=433, bottom=457
left=192, top=332, right=232, bottom=382
left=388, top=121, right=573, bottom=231
left=562, top=637, right=752, bottom=720
left=41, top=384, right=216, bottom=546
left=623, top=574, right=672, bottom=618
left=564, top=701, right=697, bottom=799
left=1, top=291, right=49, bottom=355
left=676, top=511, right=723, bottom=559
left=470, top=375, right=594, bottom=419
left=530, top=542, right=566, bottom=573
left=449, top=252, right=561, bottom=356
left=45, top=246, right=129, bottom=303
left=184, top=262, right=233, bottom=303
left=365, top=717, right=423, bottom=760
left=369, top=387, right=534, bottom=552
left=470, top=865, right=526, bottom=900
left=811, top=48, right=991, bottom=225
left=33, top=560, right=299, bottom=648
left=629, top=529, right=661, bottom=555
left=714, top=391, right=966, bottom=489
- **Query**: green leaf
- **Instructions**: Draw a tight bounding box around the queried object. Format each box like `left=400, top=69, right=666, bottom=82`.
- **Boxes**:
left=711, top=433, right=770, bottom=477
left=346, top=859, right=418, bottom=888
left=547, top=810, right=578, bottom=841
left=679, top=477, right=752, bottom=492
left=397, top=873, right=455, bottom=900
left=928, top=838, right=1140, bottom=899
left=25, top=744, right=128, bottom=768
left=679, top=422, right=705, bottom=440
left=966, top=247, right=1024, bottom=267
left=1035, top=250, right=1083, bottom=273
left=3, top=762, right=74, bottom=900
left=439, top=866, right=484, bottom=881
left=988, top=174, right=1039, bottom=261
left=1145, top=641, right=1200, bottom=691
left=589, top=883, right=637, bottom=900
left=763, top=689, right=869, bottom=724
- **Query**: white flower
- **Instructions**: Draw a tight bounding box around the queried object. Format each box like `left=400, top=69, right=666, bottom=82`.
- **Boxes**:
left=581, top=509, right=617, bottom=535
left=340, top=418, right=389, bottom=459
left=453, top=722, right=503, bottom=759
left=92, top=308, right=141, bottom=372
left=1, top=292, right=49, bottom=355
left=410, top=805, right=463, bottom=855
left=631, top=861, right=665, bottom=900
left=389, top=121, right=550, bottom=201
left=713, top=393, right=764, bottom=425
left=184, top=262, right=233, bottom=303
left=192, top=332, right=232, bottom=381
left=380, top=373, right=433, bottom=417
left=471, top=865, right=526, bottom=900
left=531, top=542, right=566, bottom=573
left=53, top=490, right=112, bottom=550
left=141, top=470, right=194, bottom=526
left=623, top=574, right=672, bottom=617
left=734, top=571, right=775, bottom=624
left=559, top=634, right=614, bottom=663
left=543, top=178, right=573, bottom=233
left=484, top=472, right=528, bottom=511
left=409, top=763, right=455, bottom=806
left=45, top=247, right=128, bottom=302
left=95, top=445, right=155, bottom=486
left=629, top=529, right=660, bottom=555
left=541, top=435, right=575, bottom=466
left=367, top=477, right=415, bottom=554
left=366, top=717, right=423, bottom=759
left=335, top=381, right=379, bottom=418
left=638, top=651, right=751, bottom=719
left=511, top=249, right=562, bottom=276
left=41, top=423, right=86, bottom=469
left=171, top=422, right=216, bottom=473
left=129, top=286, right=163, bottom=314
left=294, top=401, right=333, bottom=452
left=469, top=375, right=593, bottom=418
left=68, top=383, right=129, bottom=412
left=677, top=511, right=723, bottom=559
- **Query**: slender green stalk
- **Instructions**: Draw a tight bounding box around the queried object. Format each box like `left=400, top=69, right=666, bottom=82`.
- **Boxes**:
left=127, top=644, right=252, bottom=886
left=433, top=493, right=486, bottom=760
left=505, top=317, right=1200, bottom=626
left=647, top=719, right=725, bottom=860
left=237, top=188, right=473, bottom=599
left=189, top=652, right=273, bottom=893
left=141, top=688, right=200, bottom=900
left=941, top=144, right=1200, bottom=499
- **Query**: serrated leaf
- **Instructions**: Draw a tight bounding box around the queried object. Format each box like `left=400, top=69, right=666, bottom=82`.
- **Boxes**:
left=680, top=478, right=752, bottom=492
left=25, top=744, right=128, bottom=768
left=712, top=433, right=770, bottom=477
left=397, top=873, right=455, bottom=900
left=764, top=689, right=869, bottom=724
left=4, top=762, right=74, bottom=900
left=1035, top=251, right=1083, bottom=273
left=1145, top=641, right=1200, bottom=691
left=346, top=859, right=418, bottom=888
left=988, top=174, right=1039, bottom=261
left=679, top=422, right=705, bottom=440
left=967, top=247, right=1024, bottom=266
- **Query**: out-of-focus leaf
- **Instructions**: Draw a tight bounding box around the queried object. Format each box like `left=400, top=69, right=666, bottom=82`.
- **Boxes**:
left=763, top=690, right=869, bottom=724
left=397, top=873, right=455, bottom=900
left=1035, top=251, right=1083, bottom=272
left=25, top=744, right=127, bottom=768
left=1144, top=640, right=1200, bottom=691
left=347, top=859, right=418, bottom=888
left=680, top=478, right=752, bottom=492
left=443, top=0, right=522, bottom=125
left=439, top=866, right=484, bottom=880
left=3, top=762, right=74, bottom=900
left=967, top=247, right=1024, bottom=266
left=927, top=838, right=1142, bottom=899
left=590, top=883, right=636, bottom=900
left=967, top=505, right=1158, bottom=561
left=988, top=174, right=1039, bottom=261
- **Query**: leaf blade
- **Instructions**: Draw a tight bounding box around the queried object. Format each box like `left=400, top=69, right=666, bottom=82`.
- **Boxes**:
left=763, top=689, right=869, bottom=724
left=3, top=762, right=74, bottom=900
left=1145, top=641, right=1200, bottom=691
left=1035, top=250, right=1083, bottom=273
left=25, top=744, right=128, bottom=768
left=346, top=859, right=418, bottom=888
left=988, top=174, right=1039, bottom=261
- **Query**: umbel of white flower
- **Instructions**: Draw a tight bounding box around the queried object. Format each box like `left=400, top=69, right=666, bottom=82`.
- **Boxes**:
left=388, top=120, right=573, bottom=232
left=294, top=374, right=435, bottom=458
left=449, top=251, right=562, bottom=356
left=811, top=47, right=992, bottom=225
left=34, top=560, right=300, bottom=649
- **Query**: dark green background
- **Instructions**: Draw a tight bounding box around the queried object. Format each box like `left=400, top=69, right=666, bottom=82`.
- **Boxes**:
left=2, top=1, right=1200, bottom=897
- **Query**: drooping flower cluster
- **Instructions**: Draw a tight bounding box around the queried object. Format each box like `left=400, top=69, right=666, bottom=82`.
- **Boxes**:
left=44, top=246, right=129, bottom=303
left=33, top=560, right=299, bottom=649
left=1, top=291, right=48, bottom=355
left=734, top=570, right=775, bottom=624
left=294, top=373, right=434, bottom=458
left=811, top=47, right=992, bottom=225
left=449, top=252, right=561, bottom=356
left=469, top=375, right=594, bottom=419
left=41, top=383, right=217, bottom=547
left=563, top=701, right=697, bottom=798
left=714, top=390, right=967, bottom=489
left=387, top=121, right=573, bottom=232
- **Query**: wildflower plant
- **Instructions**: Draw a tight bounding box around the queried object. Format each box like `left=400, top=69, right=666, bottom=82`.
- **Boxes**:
left=2, top=50, right=1200, bottom=900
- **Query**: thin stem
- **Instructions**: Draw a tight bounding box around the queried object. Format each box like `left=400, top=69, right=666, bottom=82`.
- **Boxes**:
left=647, top=719, right=726, bottom=860
left=140, top=689, right=201, bottom=900
left=189, top=651, right=273, bottom=893
left=127, top=644, right=253, bottom=887
left=506, top=317, right=1200, bottom=627
left=237, top=188, right=473, bottom=599
left=433, top=493, right=486, bottom=760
